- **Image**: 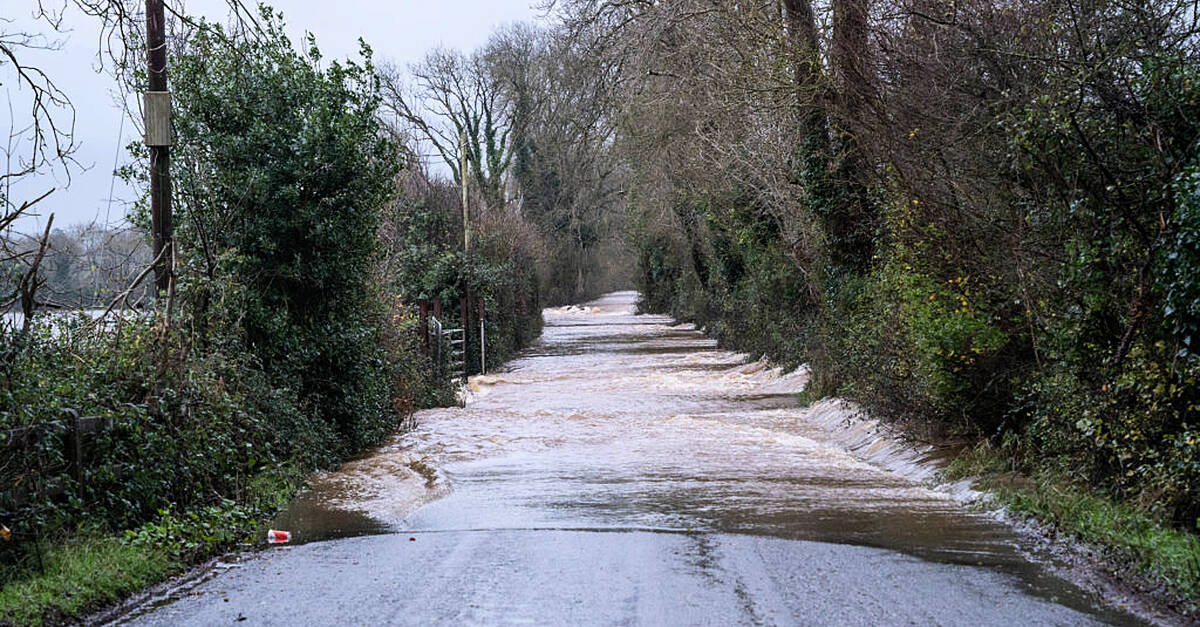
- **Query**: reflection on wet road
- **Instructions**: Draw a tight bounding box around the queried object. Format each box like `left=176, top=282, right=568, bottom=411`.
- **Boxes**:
left=127, top=291, right=1143, bottom=626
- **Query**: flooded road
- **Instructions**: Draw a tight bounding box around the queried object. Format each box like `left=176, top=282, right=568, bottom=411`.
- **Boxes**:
left=127, top=291, right=1143, bottom=626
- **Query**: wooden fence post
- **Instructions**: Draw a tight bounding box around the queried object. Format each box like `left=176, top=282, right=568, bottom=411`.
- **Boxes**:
left=64, top=409, right=83, bottom=485
left=460, top=294, right=469, bottom=377
left=419, top=300, right=430, bottom=355
left=478, top=298, right=486, bottom=374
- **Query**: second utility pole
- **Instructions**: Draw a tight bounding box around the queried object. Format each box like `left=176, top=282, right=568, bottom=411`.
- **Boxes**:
left=459, top=131, right=473, bottom=380
left=460, top=130, right=469, bottom=254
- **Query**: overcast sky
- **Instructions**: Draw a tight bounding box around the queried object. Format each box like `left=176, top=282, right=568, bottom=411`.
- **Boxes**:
left=4, top=0, right=541, bottom=233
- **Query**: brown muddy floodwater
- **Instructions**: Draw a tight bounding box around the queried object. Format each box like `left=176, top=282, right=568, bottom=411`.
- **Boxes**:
left=268, top=290, right=1141, bottom=624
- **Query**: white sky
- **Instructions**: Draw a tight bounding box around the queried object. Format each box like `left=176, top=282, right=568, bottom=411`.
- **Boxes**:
left=4, top=0, right=542, bottom=232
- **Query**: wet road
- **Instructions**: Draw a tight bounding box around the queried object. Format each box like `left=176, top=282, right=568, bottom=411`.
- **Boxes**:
left=125, top=292, right=1142, bottom=626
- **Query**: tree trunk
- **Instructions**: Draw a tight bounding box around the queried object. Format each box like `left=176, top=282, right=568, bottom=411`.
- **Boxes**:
left=783, top=0, right=827, bottom=141
left=828, top=0, right=878, bottom=269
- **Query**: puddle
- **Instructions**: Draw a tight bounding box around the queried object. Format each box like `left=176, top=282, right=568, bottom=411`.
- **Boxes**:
left=268, top=495, right=393, bottom=545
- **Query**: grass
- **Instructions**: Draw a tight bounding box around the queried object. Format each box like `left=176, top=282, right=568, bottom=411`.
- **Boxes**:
left=0, top=536, right=175, bottom=626
left=0, top=463, right=307, bottom=626
left=947, top=443, right=1200, bottom=609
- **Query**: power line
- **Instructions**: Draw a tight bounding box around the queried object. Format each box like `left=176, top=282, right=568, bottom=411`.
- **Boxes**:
left=103, top=111, right=126, bottom=231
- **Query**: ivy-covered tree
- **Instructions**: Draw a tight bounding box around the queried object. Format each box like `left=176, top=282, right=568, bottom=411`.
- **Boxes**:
left=169, top=10, right=401, bottom=452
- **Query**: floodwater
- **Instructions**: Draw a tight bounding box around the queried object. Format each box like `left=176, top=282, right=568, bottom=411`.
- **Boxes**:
left=269, top=291, right=1141, bottom=624
left=1, top=309, right=142, bottom=336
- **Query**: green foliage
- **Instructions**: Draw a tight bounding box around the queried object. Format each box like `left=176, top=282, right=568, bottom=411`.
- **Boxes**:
left=169, top=10, right=400, bottom=454
left=124, top=501, right=258, bottom=562
left=986, top=51, right=1200, bottom=529
left=0, top=315, right=309, bottom=538
left=1019, top=345, right=1200, bottom=525
left=633, top=190, right=817, bottom=367
left=0, top=338, right=308, bottom=624
left=950, top=443, right=1200, bottom=607
left=383, top=194, right=462, bottom=303
left=1165, top=165, right=1200, bottom=357
left=634, top=235, right=681, bottom=315
left=830, top=256, right=1012, bottom=425
left=1006, top=479, right=1200, bottom=604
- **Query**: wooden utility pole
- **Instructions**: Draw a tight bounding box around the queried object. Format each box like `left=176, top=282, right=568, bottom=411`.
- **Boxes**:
left=145, top=0, right=173, bottom=295
left=459, top=130, right=473, bottom=375
left=459, top=130, right=470, bottom=255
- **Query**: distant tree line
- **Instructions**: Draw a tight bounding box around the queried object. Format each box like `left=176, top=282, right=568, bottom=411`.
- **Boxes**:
left=381, top=22, right=633, bottom=306
left=1, top=224, right=150, bottom=312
